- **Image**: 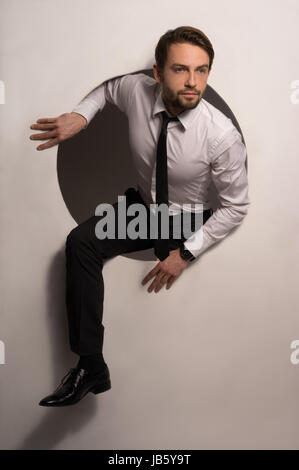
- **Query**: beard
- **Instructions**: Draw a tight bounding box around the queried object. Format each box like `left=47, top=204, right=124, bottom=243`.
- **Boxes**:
left=162, top=81, right=202, bottom=113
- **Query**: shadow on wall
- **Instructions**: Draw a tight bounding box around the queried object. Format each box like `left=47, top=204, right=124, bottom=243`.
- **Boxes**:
left=57, top=68, right=247, bottom=262
left=17, top=250, right=100, bottom=450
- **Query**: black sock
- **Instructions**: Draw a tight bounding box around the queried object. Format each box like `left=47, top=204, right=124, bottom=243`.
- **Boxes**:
left=77, top=353, right=106, bottom=373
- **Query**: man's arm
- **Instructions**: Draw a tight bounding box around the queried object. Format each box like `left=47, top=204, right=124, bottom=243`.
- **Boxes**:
left=71, top=73, right=139, bottom=128
left=141, top=129, right=250, bottom=293
left=183, top=130, right=250, bottom=258
left=29, top=74, right=139, bottom=150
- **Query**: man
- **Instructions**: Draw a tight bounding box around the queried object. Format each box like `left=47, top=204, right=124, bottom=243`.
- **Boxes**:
left=29, top=26, right=250, bottom=407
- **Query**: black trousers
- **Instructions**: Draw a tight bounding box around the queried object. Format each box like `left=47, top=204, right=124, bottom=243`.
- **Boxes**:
left=65, top=187, right=212, bottom=357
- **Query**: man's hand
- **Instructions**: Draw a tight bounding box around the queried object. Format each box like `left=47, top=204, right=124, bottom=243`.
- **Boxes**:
left=141, top=247, right=189, bottom=293
left=29, top=112, right=87, bottom=151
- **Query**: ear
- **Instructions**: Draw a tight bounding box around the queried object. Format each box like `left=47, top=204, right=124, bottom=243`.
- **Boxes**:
left=153, top=64, right=162, bottom=84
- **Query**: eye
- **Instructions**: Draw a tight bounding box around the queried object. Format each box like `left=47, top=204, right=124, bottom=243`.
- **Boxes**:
left=175, top=67, right=184, bottom=72
left=198, top=69, right=207, bottom=74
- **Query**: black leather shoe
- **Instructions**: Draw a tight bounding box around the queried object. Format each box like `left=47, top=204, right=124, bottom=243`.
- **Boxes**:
left=39, top=364, right=111, bottom=407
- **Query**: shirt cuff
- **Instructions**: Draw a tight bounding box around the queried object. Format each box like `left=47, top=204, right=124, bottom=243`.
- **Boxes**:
left=183, top=226, right=215, bottom=259
left=71, top=99, right=101, bottom=128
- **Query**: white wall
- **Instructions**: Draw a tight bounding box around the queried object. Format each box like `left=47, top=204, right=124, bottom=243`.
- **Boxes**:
left=1, top=0, right=299, bottom=450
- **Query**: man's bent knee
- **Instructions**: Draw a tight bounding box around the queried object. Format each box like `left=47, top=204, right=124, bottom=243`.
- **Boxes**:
left=66, top=225, right=87, bottom=247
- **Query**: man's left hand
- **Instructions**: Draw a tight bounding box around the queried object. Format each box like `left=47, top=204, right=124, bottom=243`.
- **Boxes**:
left=141, top=248, right=189, bottom=293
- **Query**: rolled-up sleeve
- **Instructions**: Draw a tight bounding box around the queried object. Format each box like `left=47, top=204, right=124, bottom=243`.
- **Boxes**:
left=183, top=130, right=250, bottom=258
left=71, top=73, right=140, bottom=127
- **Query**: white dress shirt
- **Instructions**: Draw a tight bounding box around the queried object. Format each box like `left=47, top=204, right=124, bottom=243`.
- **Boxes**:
left=72, top=73, right=250, bottom=258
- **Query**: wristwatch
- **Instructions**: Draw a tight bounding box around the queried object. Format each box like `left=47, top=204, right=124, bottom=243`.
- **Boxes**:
left=179, top=244, right=196, bottom=262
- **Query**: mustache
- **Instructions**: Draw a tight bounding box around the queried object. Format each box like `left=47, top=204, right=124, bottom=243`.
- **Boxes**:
left=180, top=90, right=200, bottom=95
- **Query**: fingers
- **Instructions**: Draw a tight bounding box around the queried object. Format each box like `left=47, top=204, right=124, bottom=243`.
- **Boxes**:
left=141, top=263, right=161, bottom=286
left=148, top=272, right=171, bottom=293
left=36, top=117, right=58, bottom=123
left=29, top=119, right=59, bottom=150
left=30, top=123, right=57, bottom=130
left=35, top=137, right=60, bottom=151
left=29, top=130, right=58, bottom=141
left=166, top=276, right=175, bottom=290
left=29, top=121, right=59, bottom=149
left=141, top=259, right=179, bottom=292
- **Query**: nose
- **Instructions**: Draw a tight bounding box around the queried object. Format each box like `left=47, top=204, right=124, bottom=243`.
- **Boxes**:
left=185, top=71, right=196, bottom=88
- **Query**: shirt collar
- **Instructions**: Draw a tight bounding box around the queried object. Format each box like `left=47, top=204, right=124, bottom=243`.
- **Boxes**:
left=152, top=83, right=202, bottom=130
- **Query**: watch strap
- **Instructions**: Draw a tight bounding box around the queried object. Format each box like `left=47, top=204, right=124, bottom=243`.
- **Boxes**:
left=179, top=244, right=195, bottom=262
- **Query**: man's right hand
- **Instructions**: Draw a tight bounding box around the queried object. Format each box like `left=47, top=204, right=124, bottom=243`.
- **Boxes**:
left=29, top=112, right=87, bottom=151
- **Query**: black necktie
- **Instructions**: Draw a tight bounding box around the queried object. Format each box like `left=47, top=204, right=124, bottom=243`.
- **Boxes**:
left=154, top=110, right=179, bottom=261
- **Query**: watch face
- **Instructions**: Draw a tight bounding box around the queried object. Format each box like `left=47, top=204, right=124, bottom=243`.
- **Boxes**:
left=180, top=246, right=194, bottom=261
left=186, top=252, right=194, bottom=260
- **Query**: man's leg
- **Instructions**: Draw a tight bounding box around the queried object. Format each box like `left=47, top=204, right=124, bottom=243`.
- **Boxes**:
left=66, top=202, right=213, bottom=362
left=39, top=188, right=155, bottom=407
left=38, top=192, right=213, bottom=406
left=65, top=189, right=154, bottom=366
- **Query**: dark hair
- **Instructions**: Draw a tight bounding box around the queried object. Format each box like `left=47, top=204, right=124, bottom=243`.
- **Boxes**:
left=155, top=26, right=214, bottom=73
